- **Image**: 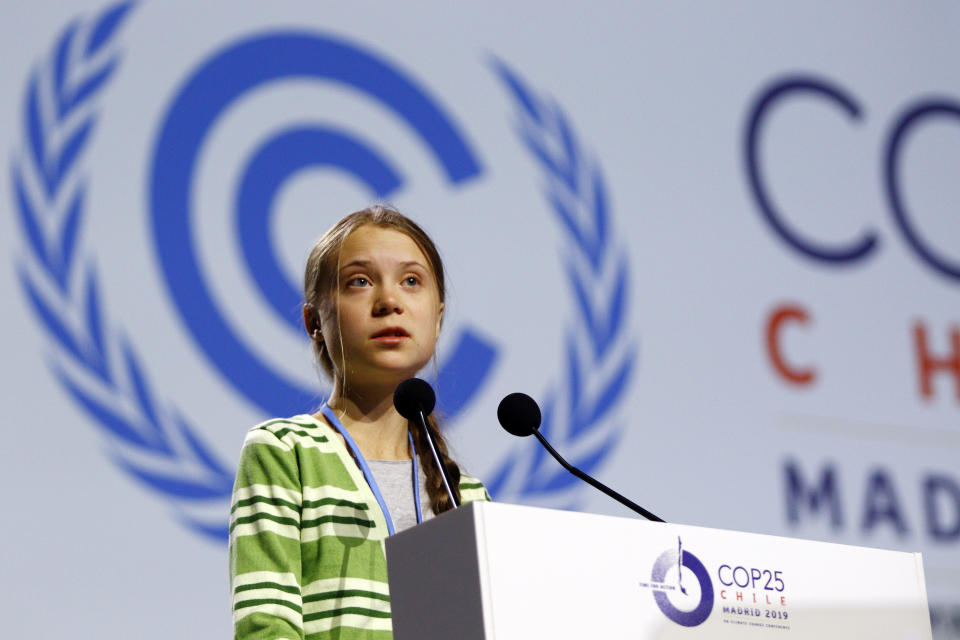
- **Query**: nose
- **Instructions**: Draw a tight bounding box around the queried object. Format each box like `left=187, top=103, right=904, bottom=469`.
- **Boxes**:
left=373, top=285, right=403, bottom=317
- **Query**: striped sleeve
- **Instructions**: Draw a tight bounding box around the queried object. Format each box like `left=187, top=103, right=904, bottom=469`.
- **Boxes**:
left=459, top=474, right=491, bottom=504
left=230, top=426, right=304, bottom=640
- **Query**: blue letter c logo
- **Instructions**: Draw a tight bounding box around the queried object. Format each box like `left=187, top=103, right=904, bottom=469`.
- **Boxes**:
left=149, top=32, right=496, bottom=417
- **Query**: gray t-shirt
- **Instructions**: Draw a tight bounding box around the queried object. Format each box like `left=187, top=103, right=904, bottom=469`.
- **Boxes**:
left=368, top=459, right=435, bottom=533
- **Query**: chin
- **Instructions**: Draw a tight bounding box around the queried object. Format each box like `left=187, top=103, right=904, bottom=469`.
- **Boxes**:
left=364, top=361, right=429, bottom=385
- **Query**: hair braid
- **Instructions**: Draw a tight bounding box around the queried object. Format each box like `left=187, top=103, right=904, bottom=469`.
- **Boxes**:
left=409, top=415, right=461, bottom=514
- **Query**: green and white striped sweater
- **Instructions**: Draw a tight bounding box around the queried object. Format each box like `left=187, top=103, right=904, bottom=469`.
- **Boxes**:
left=229, top=415, right=489, bottom=640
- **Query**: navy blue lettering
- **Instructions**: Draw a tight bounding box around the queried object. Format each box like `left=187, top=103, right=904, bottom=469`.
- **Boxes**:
left=885, top=101, right=960, bottom=282
left=745, top=75, right=876, bottom=264
left=784, top=459, right=844, bottom=528
left=924, top=474, right=960, bottom=541
left=733, top=566, right=750, bottom=588
left=861, top=468, right=909, bottom=535
left=718, top=564, right=733, bottom=586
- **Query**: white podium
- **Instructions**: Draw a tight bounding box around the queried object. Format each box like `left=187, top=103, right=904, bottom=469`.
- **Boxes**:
left=386, top=502, right=931, bottom=639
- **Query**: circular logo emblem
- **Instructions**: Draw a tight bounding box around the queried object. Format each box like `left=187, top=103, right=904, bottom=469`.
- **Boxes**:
left=650, top=538, right=714, bottom=627
left=149, top=32, right=496, bottom=418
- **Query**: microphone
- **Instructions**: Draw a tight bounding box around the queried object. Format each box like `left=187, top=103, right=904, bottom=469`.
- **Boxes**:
left=497, top=392, right=664, bottom=523
left=394, top=378, right=459, bottom=509
left=497, top=392, right=541, bottom=437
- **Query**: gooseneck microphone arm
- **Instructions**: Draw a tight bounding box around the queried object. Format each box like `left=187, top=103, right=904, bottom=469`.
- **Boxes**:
left=394, top=378, right=459, bottom=509
left=497, top=392, right=664, bottom=523
left=531, top=429, right=663, bottom=522
left=418, top=408, right=460, bottom=509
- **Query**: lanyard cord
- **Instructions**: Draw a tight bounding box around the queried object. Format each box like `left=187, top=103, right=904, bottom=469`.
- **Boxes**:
left=320, top=404, right=423, bottom=535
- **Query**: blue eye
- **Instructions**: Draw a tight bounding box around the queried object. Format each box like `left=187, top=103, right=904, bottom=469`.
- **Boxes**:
left=347, top=277, right=369, bottom=287
left=404, top=276, right=420, bottom=286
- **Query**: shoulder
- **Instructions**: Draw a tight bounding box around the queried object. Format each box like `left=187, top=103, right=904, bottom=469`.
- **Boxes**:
left=243, top=415, right=335, bottom=451
left=458, top=472, right=492, bottom=503
left=239, top=416, right=362, bottom=493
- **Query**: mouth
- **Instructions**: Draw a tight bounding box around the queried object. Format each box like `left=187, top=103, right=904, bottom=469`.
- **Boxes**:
left=371, top=327, right=410, bottom=339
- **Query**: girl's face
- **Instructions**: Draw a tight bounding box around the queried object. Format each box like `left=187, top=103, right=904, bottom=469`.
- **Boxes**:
left=320, top=224, right=444, bottom=387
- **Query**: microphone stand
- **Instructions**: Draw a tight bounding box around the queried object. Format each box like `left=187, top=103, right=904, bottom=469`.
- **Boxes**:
left=532, top=430, right=663, bottom=522
left=417, top=409, right=460, bottom=509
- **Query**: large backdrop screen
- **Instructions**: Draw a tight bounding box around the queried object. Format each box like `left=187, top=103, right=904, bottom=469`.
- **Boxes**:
left=1, top=1, right=958, bottom=637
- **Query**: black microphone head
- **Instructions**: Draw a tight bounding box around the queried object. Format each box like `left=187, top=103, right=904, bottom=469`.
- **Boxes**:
left=394, top=378, right=437, bottom=419
left=497, top=392, right=542, bottom=437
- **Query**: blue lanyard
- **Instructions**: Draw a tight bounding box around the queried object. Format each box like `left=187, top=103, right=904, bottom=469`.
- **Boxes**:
left=320, top=404, right=423, bottom=535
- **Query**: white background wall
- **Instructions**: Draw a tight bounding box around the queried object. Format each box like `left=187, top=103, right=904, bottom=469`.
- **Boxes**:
left=2, top=2, right=958, bottom=637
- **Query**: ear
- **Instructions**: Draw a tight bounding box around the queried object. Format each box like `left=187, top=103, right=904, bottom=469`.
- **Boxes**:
left=435, top=301, right=444, bottom=335
left=303, top=305, right=323, bottom=342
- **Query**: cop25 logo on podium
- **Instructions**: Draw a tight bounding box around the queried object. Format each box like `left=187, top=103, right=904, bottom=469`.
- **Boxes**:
left=639, top=537, right=714, bottom=628
left=12, top=1, right=637, bottom=540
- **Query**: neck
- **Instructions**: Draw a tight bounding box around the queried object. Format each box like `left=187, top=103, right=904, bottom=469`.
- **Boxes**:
left=322, top=381, right=410, bottom=460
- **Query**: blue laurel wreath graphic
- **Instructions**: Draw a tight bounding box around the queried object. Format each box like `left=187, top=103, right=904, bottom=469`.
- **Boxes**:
left=486, top=61, right=636, bottom=507
left=11, top=0, right=234, bottom=543
left=13, top=0, right=632, bottom=535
